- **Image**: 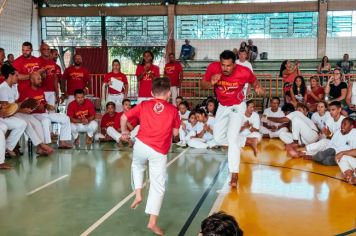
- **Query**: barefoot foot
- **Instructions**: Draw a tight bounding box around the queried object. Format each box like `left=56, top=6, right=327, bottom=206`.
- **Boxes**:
left=147, top=224, right=164, bottom=235
left=130, top=196, right=142, bottom=209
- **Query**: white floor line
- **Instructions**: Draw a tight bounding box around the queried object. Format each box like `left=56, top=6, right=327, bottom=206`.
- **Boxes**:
left=27, top=175, right=69, bottom=195
left=80, top=147, right=190, bottom=236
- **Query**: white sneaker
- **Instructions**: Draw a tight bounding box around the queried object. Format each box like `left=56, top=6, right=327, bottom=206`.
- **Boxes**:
left=176, top=141, right=186, bottom=147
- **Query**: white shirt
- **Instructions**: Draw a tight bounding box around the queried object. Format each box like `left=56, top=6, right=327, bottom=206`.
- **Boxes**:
left=179, top=110, right=190, bottom=121
left=199, top=117, right=215, bottom=141
left=262, top=107, right=285, bottom=127
left=0, top=82, right=19, bottom=103
left=328, top=129, right=356, bottom=153
left=241, top=112, right=260, bottom=136
left=236, top=60, right=253, bottom=72
left=325, top=115, right=345, bottom=134
left=186, top=122, right=203, bottom=134
left=311, top=111, right=331, bottom=130
left=286, top=111, right=318, bottom=132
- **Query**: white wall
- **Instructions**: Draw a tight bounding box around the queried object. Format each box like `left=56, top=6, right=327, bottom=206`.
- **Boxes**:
left=0, top=0, right=39, bottom=58
left=326, top=37, right=356, bottom=59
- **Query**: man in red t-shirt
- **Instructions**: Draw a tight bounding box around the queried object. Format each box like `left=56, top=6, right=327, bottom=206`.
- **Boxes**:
left=103, top=59, right=128, bottom=112
left=201, top=50, right=264, bottom=187
left=13, top=42, right=44, bottom=95
left=67, top=89, right=98, bottom=145
left=0, top=48, right=5, bottom=84
left=38, top=43, right=60, bottom=106
left=18, top=72, right=72, bottom=149
left=135, top=50, right=160, bottom=104
left=107, top=99, right=139, bottom=147
left=164, top=53, right=183, bottom=106
left=94, top=101, right=117, bottom=142
left=121, top=77, right=180, bottom=235
left=62, top=54, right=91, bottom=106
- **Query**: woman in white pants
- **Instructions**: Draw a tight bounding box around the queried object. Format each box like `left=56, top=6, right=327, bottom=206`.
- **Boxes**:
left=188, top=109, right=217, bottom=149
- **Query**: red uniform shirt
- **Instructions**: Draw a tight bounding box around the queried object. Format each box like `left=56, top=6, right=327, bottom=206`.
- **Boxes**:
left=13, top=55, right=42, bottom=93
left=0, top=63, right=5, bottom=84
left=67, top=99, right=96, bottom=120
left=100, top=112, right=117, bottom=129
left=203, top=62, right=256, bottom=106
left=113, top=111, right=139, bottom=131
left=103, top=72, right=128, bottom=95
left=135, top=64, right=160, bottom=97
left=38, top=57, right=57, bottom=92
left=17, top=85, right=47, bottom=114
left=62, top=66, right=90, bottom=95
left=124, top=99, right=180, bottom=155
left=164, top=62, right=183, bottom=86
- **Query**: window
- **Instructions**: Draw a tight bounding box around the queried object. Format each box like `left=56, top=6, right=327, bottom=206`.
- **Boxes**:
left=327, top=11, right=356, bottom=37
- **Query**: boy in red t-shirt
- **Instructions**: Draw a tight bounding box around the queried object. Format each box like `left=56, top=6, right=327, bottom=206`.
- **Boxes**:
left=107, top=99, right=139, bottom=147
left=164, top=53, right=183, bottom=106
left=95, top=102, right=117, bottom=142
left=121, top=77, right=180, bottom=235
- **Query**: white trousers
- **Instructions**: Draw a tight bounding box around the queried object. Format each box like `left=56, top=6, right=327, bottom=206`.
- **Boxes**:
left=71, top=121, right=98, bottom=139
left=214, top=102, right=246, bottom=173
left=132, top=138, right=167, bottom=216
left=0, top=122, right=7, bottom=133
left=170, top=86, right=179, bottom=106
left=33, top=113, right=72, bottom=143
left=259, top=126, right=289, bottom=138
left=107, top=94, right=124, bottom=112
left=137, top=97, right=152, bottom=104
left=0, top=127, right=5, bottom=164
left=14, top=113, right=45, bottom=146
left=279, top=116, right=319, bottom=145
left=106, top=125, right=140, bottom=142
left=239, top=130, right=262, bottom=147
left=44, top=91, right=56, bottom=107
left=179, top=128, right=196, bottom=143
left=338, top=156, right=356, bottom=176
left=188, top=138, right=218, bottom=149
left=0, top=117, right=27, bottom=151
left=305, top=139, right=330, bottom=156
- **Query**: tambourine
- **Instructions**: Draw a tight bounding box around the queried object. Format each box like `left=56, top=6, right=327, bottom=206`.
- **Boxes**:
left=1, top=103, right=19, bottom=117
left=20, top=98, right=39, bottom=109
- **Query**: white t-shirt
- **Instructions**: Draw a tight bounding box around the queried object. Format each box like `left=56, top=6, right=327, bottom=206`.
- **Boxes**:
left=186, top=122, right=203, bottom=134
left=262, top=107, right=285, bottom=127
left=328, top=129, right=356, bottom=153
left=325, top=115, right=345, bottom=134
left=286, top=111, right=318, bottom=132
left=236, top=60, right=253, bottom=72
left=179, top=110, right=190, bottom=121
left=0, top=82, right=19, bottom=103
left=241, top=112, right=260, bottom=136
left=199, top=117, right=215, bottom=141
left=311, top=111, right=331, bottom=130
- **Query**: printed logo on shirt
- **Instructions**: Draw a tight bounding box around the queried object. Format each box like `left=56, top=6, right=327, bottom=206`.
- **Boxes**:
left=24, top=63, right=40, bottom=73
left=44, top=65, right=56, bottom=74
left=153, top=102, right=164, bottom=114
left=75, top=110, right=89, bottom=118
left=216, top=80, right=240, bottom=94
left=70, top=72, right=84, bottom=80
left=106, top=121, right=115, bottom=127
left=143, top=73, right=153, bottom=81
left=165, top=66, right=175, bottom=74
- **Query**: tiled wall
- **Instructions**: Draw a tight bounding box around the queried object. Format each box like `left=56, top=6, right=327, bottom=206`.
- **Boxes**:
left=326, top=37, right=356, bottom=59
left=0, top=0, right=38, bottom=58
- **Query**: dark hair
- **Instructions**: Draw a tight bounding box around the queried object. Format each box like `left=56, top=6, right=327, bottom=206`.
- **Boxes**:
left=152, top=77, right=170, bottom=95
left=50, top=49, right=58, bottom=54
left=240, top=41, right=247, bottom=49
left=122, top=98, right=131, bottom=105
left=196, top=108, right=208, bottom=117
left=238, top=48, right=247, bottom=54
left=7, top=54, right=13, bottom=59
left=219, top=50, right=236, bottom=63
left=281, top=103, right=295, bottom=113
left=206, top=99, right=218, bottom=116
left=296, top=102, right=308, bottom=112
left=271, top=96, right=280, bottom=103
left=0, top=48, right=4, bottom=53
left=22, top=41, right=33, bottom=49
left=201, top=211, right=243, bottom=236
left=106, top=101, right=116, bottom=108
left=179, top=101, right=189, bottom=109
left=292, top=76, right=306, bottom=97
left=279, top=60, right=288, bottom=77
left=141, top=50, right=154, bottom=65
left=321, top=56, right=328, bottom=68
left=246, top=99, right=255, bottom=107
left=188, top=111, right=196, bottom=119
left=342, top=117, right=354, bottom=126
left=328, top=101, right=342, bottom=108
left=74, top=89, right=85, bottom=96
left=112, top=59, right=120, bottom=66
left=176, top=96, right=183, bottom=101
left=318, top=101, right=328, bottom=108
left=0, top=63, right=16, bottom=79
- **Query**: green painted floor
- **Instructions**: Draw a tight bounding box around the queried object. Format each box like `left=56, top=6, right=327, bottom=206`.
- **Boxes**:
left=0, top=141, right=228, bottom=236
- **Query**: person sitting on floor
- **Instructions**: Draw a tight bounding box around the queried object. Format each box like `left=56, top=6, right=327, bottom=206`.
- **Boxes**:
left=178, top=101, right=190, bottom=123
left=311, top=101, right=331, bottom=133
left=201, top=211, right=243, bottom=236
left=107, top=99, right=139, bottom=147
left=260, top=97, right=288, bottom=139
left=175, top=96, right=183, bottom=108
left=336, top=144, right=356, bottom=185
left=67, top=89, right=98, bottom=145
left=206, top=98, right=218, bottom=117
left=95, top=102, right=117, bottom=142
left=177, top=111, right=203, bottom=147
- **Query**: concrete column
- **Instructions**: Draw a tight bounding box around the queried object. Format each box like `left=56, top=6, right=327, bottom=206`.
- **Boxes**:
left=166, top=4, right=175, bottom=61
left=317, top=0, right=328, bottom=59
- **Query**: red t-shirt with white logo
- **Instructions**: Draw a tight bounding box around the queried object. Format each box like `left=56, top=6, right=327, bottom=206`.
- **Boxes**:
left=67, top=99, right=96, bottom=120
left=164, top=62, right=183, bottom=86
left=13, top=55, right=42, bottom=93
left=203, top=62, right=256, bottom=106
left=38, top=57, right=57, bottom=92
left=100, top=112, right=117, bottom=129
left=113, top=111, right=139, bottom=131
left=17, top=85, right=47, bottom=114
left=135, top=64, right=160, bottom=97
left=103, top=72, right=128, bottom=95
left=124, top=99, right=180, bottom=155
left=62, top=66, right=90, bottom=95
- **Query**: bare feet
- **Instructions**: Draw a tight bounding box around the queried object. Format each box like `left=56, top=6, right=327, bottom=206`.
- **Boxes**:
left=6, top=149, right=18, bottom=158
left=86, top=135, right=93, bottom=145
left=246, top=137, right=258, bottom=156
left=74, top=136, right=80, bottom=146
left=130, top=196, right=142, bottom=209
left=128, top=139, right=134, bottom=148
left=229, top=173, right=238, bottom=188
left=285, top=144, right=299, bottom=158
left=0, top=163, right=11, bottom=169
left=39, top=144, right=54, bottom=155
left=58, top=141, right=73, bottom=149
left=117, top=140, right=124, bottom=148
left=147, top=224, right=164, bottom=235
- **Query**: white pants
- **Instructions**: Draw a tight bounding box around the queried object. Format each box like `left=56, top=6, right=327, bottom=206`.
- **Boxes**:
left=137, top=97, right=152, bottom=104
left=214, top=102, right=246, bottom=173
left=305, top=139, right=330, bottom=156
left=44, top=91, right=56, bottom=107
left=106, top=125, right=140, bottom=142
left=0, top=122, right=7, bottom=133
left=71, top=121, right=98, bottom=139
left=239, top=130, right=262, bottom=147
left=107, top=94, right=124, bottom=112
left=179, top=128, right=196, bottom=143
left=33, top=113, right=72, bottom=143
left=14, top=113, right=45, bottom=146
left=259, top=126, right=289, bottom=138
left=170, top=86, right=179, bottom=106
left=188, top=138, right=218, bottom=149
left=0, top=117, right=27, bottom=151
left=279, top=116, right=319, bottom=145
left=132, top=138, right=167, bottom=216
left=0, top=127, right=5, bottom=164
left=338, top=156, right=356, bottom=176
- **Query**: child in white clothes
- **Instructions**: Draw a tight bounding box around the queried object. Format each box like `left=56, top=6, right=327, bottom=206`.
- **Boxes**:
left=178, top=101, right=190, bottom=122
left=311, top=101, right=331, bottom=132
left=240, top=100, right=262, bottom=143
left=177, top=111, right=203, bottom=147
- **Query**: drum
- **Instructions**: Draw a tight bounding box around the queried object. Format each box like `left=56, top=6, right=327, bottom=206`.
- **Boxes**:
left=1, top=103, right=19, bottom=117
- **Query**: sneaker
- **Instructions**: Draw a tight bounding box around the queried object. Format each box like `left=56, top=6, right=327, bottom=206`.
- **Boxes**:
left=176, top=141, right=186, bottom=147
